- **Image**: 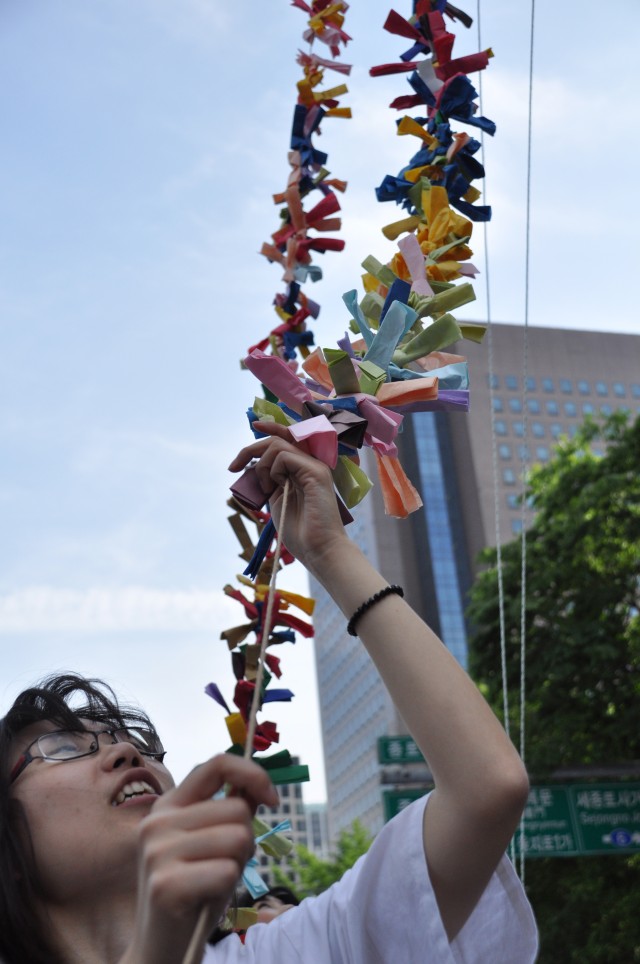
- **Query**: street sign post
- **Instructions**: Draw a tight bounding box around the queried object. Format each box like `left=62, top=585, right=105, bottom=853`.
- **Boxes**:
left=514, top=782, right=640, bottom=857
left=382, top=788, right=426, bottom=822
left=378, top=735, right=425, bottom=765
left=379, top=735, right=640, bottom=857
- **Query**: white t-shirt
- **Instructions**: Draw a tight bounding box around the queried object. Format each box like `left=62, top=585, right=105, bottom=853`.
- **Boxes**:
left=206, top=795, right=538, bottom=962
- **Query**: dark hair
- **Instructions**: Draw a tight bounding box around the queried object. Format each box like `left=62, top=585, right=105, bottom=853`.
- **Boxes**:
left=252, top=885, right=300, bottom=907
left=0, top=673, right=161, bottom=964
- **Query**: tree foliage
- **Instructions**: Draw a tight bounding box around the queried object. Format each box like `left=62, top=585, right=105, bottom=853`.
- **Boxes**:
left=467, top=412, right=640, bottom=962
left=273, top=820, right=372, bottom=899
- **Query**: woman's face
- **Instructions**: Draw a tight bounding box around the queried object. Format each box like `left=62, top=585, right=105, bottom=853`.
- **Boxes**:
left=9, top=718, right=175, bottom=903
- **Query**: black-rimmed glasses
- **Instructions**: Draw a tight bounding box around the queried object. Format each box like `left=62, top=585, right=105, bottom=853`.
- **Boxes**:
left=10, top=727, right=166, bottom=784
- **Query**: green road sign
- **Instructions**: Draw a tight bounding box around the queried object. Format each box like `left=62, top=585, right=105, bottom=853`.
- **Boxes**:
left=383, top=780, right=640, bottom=856
left=514, top=785, right=579, bottom=856
left=378, top=735, right=425, bottom=765
left=571, top=782, right=640, bottom=855
left=515, top=782, right=640, bottom=857
left=383, top=788, right=426, bottom=821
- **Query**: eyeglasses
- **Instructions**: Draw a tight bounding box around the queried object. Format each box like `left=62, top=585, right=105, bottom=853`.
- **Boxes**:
left=9, top=727, right=166, bottom=784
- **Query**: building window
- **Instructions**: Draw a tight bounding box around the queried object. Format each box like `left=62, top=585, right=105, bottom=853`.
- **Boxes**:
left=532, top=422, right=545, bottom=437
left=577, top=380, right=590, bottom=395
left=632, top=384, right=640, bottom=399
left=600, top=403, right=613, bottom=415
left=546, top=400, right=559, bottom=415
left=518, top=445, right=530, bottom=461
left=582, top=402, right=595, bottom=415
left=513, top=421, right=525, bottom=437
left=550, top=423, right=563, bottom=438
left=559, top=379, right=572, bottom=394
left=596, top=381, right=608, bottom=396
left=542, top=378, right=554, bottom=392
left=536, top=446, right=549, bottom=461
left=511, top=518, right=523, bottom=534
left=487, top=373, right=499, bottom=389
left=613, top=383, right=626, bottom=398
left=564, top=402, right=577, bottom=417
left=492, top=397, right=504, bottom=412
left=507, top=494, right=520, bottom=509
left=525, top=376, right=536, bottom=391
left=527, top=399, right=541, bottom=414
left=505, top=375, right=518, bottom=390
left=503, top=468, right=516, bottom=485
left=495, top=419, right=507, bottom=436
left=509, top=398, right=523, bottom=413
left=499, top=444, right=512, bottom=460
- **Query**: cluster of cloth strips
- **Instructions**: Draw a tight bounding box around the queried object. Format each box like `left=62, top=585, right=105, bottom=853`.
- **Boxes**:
left=208, top=0, right=495, bottom=889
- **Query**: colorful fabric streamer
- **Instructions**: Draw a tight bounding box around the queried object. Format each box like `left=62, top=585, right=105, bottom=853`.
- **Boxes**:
left=239, top=0, right=493, bottom=519
left=211, top=5, right=493, bottom=857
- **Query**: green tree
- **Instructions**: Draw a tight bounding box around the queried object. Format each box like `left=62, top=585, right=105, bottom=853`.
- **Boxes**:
left=467, top=412, right=640, bottom=963
left=273, top=820, right=372, bottom=899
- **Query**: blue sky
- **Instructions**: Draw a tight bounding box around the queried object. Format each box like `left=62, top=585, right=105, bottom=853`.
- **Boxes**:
left=1, top=0, right=638, bottom=802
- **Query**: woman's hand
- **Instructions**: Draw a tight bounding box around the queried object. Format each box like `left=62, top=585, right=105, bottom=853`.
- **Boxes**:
left=228, top=421, right=349, bottom=574
left=121, top=754, right=278, bottom=964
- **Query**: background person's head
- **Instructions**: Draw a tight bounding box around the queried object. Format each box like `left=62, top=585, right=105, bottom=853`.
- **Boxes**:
left=0, top=673, right=170, bottom=964
left=252, top=885, right=300, bottom=924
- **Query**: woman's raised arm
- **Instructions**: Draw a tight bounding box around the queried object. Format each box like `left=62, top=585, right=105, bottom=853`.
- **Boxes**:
left=229, top=426, right=529, bottom=940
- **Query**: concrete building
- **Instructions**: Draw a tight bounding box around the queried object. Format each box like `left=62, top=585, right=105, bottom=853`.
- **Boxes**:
left=311, top=323, right=640, bottom=839
left=255, top=765, right=308, bottom=891
left=304, top=802, right=330, bottom=861
left=255, top=788, right=331, bottom=892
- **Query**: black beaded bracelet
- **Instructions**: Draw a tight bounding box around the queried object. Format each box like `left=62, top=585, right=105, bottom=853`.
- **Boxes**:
left=346, top=585, right=404, bottom=637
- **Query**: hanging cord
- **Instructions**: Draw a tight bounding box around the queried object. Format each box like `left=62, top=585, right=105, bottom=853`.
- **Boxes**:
left=183, top=482, right=292, bottom=964
left=476, top=0, right=514, bottom=864
left=517, top=0, right=537, bottom=885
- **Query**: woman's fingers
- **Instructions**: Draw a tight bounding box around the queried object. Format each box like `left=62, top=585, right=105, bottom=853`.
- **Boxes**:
left=148, top=796, right=254, bottom=832
left=140, top=814, right=256, bottom=871
left=156, top=753, right=278, bottom=812
left=145, top=858, right=245, bottom=916
left=227, top=422, right=293, bottom=473
left=227, top=425, right=348, bottom=567
left=229, top=432, right=332, bottom=490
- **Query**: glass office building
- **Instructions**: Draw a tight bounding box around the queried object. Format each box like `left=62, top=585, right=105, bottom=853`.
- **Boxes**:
left=311, top=324, right=640, bottom=839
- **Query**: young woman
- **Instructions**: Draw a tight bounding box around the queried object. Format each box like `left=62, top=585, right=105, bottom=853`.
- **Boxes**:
left=0, top=428, right=538, bottom=963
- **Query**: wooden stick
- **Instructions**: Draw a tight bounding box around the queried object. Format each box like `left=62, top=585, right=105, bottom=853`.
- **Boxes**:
left=182, top=482, right=291, bottom=964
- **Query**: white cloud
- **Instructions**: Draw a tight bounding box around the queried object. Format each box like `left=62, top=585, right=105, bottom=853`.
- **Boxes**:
left=0, top=586, right=238, bottom=633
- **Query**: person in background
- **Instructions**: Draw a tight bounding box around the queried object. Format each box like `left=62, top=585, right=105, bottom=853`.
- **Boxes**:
left=252, top=886, right=300, bottom=924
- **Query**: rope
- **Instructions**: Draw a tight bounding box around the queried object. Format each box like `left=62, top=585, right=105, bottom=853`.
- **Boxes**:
left=183, top=482, right=292, bottom=964
left=477, top=0, right=536, bottom=876
left=517, top=0, right=537, bottom=885
left=476, top=0, right=513, bottom=861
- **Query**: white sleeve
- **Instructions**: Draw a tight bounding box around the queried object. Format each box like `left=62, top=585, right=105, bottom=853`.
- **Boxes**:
left=206, top=795, right=538, bottom=963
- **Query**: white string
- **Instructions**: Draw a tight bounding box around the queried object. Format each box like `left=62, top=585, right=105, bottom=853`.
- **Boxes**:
left=517, top=0, right=537, bottom=885
left=475, top=0, right=513, bottom=862
left=477, top=0, right=537, bottom=877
